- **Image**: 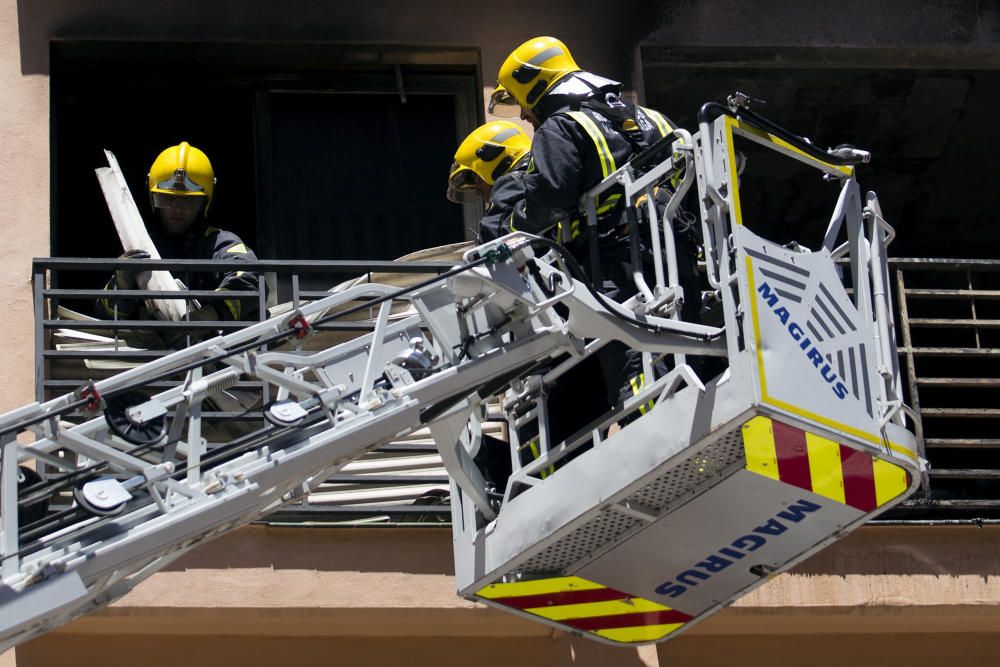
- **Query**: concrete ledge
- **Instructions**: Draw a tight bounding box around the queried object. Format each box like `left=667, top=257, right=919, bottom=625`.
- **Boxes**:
left=37, top=523, right=999, bottom=639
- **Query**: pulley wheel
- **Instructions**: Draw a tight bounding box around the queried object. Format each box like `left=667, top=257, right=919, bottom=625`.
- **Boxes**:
left=73, top=478, right=129, bottom=517
left=104, top=390, right=168, bottom=446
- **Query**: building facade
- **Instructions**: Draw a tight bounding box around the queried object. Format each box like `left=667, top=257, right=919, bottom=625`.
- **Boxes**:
left=4, top=1, right=1000, bottom=664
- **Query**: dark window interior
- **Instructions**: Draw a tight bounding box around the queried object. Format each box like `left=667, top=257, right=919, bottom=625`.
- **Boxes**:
left=51, top=44, right=480, bottom=307
left=642, top=63, right=1000, bottom=259
left=263, top=91, right=463, bottom=264
left=52, top=78, right=257, bottom=261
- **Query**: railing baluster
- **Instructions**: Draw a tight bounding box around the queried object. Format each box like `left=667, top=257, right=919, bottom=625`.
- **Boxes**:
left=968, top=269, right=981, bottom=349
left=895, top=268, right=928, bottom=497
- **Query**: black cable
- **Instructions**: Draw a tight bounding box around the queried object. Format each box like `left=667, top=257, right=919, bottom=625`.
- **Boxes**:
left=16, top=395, right=269, bottom=509
left=4, top=252, right=507, bottom=545
left=528, top=237, right=724, bottom=341
left=3, top=252, right=521, bottom=556
left=8, top=236, right=709, bottom=528
left=308, top=253, right=493, bottom=329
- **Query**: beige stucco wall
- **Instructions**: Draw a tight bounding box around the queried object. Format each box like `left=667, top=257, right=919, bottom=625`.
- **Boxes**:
left=13, top=524, right=1000, bottom=665
left=0, top=0, right=47, bottom=414
left=0, top=5, right=44, bottom=656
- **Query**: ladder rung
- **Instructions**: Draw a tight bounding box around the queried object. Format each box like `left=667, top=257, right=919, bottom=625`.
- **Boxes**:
left=928, top=468, right=1000, bottom=480
left=265, top=504, right=451, bottom=520
left=44, top=350, right=165, bottom=359
left=905, top=288, right=1000, bottom=299
left=916, top=378, right=1000, bottom=388
left=897, top=347, right=1000, bottom=357
left=920, top=408, right=1000, bottom=418
left=326, top=475, right=450, bottom=485
left=908, top=318, right=1000, bottom=329
left=925, top=438, right=1000, bottom=448
left=376, top=444, right=440, bottom=454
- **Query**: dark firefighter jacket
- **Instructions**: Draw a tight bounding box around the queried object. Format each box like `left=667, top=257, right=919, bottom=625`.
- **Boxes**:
left=98, top=221, right=262, bottom=322
left=477, top=154, right=530, bottom=243
left=515, top=71, right=677, bottom=247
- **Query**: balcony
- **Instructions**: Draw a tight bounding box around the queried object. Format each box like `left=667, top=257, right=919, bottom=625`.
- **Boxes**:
left=32, top=256, right=460, bottom=525
left=31, top=255, right=1000, bottom=525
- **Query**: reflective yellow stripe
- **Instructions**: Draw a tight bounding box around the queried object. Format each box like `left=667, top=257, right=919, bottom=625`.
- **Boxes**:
left=596, top=192, right=621, bottom=214
left=216, top=288, right=240, bottom=320
left=873, top=457, right=910, bottom=506
left=526, top=438, right=553, bottom=479
left=567, top=110, right=616, bottom=178
left=805, top=432, right=845, bottom=504
left=527, top=597, right=669, bottom=621
left=225, top=243, right=249, bottom=254
left=477, top=574, right=687, bottom=645
left=730, top=116, right=853, bottom=177
left=742, top=416, right=779, bottom=480
left=528, top=439, right=543, bottom=479
left=559, top=219, right=582, bottom=241
left=629, top=373, right=654, bottom=415
left=641, top=106, right=672, bottom=138
left=596, top=623, right=686, bottom=643
left=477, top=576, right=604, bottom=599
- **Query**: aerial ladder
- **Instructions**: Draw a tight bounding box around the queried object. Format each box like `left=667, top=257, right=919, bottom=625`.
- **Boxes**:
left=0, top=95, right=921, bottom=649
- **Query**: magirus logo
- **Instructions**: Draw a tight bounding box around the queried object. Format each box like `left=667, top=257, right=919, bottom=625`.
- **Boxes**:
left=653, top=498, right=823, bottom=599
left=756, top=282, right=850, bottom=400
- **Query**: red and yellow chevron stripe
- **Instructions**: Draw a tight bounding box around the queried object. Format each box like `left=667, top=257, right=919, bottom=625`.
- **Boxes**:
left=477, top=576, right=691, bottom=644
left=742, top=416, right=910, bottom=510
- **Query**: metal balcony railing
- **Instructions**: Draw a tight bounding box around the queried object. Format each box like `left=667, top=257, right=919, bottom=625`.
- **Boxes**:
left=32, top=256, right=464, bottom=525
left=31, top=256, right=1000, bottom=524
left=889, top=257, right=1000, bottom=519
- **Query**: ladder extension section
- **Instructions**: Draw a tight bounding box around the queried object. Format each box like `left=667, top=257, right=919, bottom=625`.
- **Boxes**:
left=0, top=233, right=721, bottom=650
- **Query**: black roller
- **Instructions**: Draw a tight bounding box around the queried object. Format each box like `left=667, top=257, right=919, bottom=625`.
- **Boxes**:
left=104, top=390, right=168, bottom=445
left=17, top=466, right=49, bottom=526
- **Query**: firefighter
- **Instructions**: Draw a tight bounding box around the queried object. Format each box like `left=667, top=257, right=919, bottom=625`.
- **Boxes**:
left=491, top=37, right=687, bottom=415
left=98, top=141, right=261, bottom=332
left=446, top=118, right=531, bottom=243
left=492, top=36, right=677, bottom=269
left=447, top=119, right=536, bottom=489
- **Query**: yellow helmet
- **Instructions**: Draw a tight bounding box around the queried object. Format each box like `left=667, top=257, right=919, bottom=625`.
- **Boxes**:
left=447, top=121, right=530, bottom=203
left=487, top=84, right=520, bottom=118
left=147, top=141, right=216, bottom=215
left=497, top=36, right=580, bottom=111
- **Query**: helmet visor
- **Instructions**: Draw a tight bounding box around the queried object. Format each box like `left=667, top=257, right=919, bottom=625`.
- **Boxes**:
left=488, top=87, right=520, bottom=118
left=152, top=192, right=206, bottom=212
left=446, top=164, right=484, bottom=204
